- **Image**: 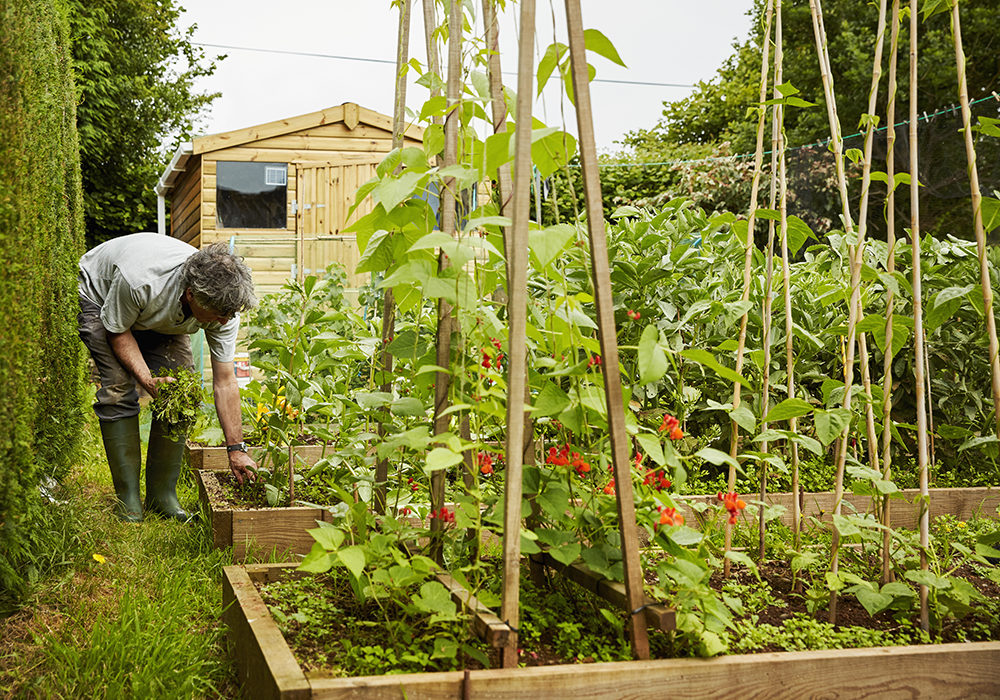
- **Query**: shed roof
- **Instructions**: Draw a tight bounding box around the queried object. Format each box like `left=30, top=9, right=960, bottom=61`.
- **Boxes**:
left=156, top=102, right=423, bottom=196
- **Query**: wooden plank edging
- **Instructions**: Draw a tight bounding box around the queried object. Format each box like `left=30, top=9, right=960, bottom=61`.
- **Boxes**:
left=307, top=642, right=1000, bottom=698
left=675, top=486, right=1000, bottom=530
left=225, top=565, right=1000, bottom=700
left=435, top=572, right=511, bottom=647
left=223, top=565, right=310, bottom=700
left=195, top=470, right=331, bottom=561
left=187, top=443, right=329, bottom=471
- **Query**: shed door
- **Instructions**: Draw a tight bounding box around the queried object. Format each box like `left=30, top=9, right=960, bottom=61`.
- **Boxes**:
left=295, top=159, right=380, bottom=294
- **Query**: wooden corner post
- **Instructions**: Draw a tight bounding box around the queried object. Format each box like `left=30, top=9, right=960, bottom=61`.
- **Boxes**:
left=563, top=0, right=649, bottom=660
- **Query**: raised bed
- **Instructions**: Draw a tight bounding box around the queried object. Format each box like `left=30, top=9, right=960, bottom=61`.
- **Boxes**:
left=195, top=469, right=334, bottom=561
left=187, top=443, right=329, bottom=471
left=222, top=563, right=1000, bottom=700
left=675, top=487, right=1000, bottom=529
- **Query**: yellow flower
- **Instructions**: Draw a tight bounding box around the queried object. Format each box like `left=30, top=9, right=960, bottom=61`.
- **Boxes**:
left=956, top=521, right=967, bottom=529
left=92, top=553, right=107, bottom=564
left=255, top=403, right=267, bottom=422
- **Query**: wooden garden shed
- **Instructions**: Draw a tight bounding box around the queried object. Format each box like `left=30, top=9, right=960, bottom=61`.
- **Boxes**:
left=155, top=102, right=424, bottom=299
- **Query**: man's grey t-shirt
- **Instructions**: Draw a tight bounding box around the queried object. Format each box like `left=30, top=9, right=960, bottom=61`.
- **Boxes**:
left=78, top=232, right=239, bottom=362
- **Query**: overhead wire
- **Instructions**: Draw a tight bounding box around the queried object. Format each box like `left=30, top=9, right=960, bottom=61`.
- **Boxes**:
left=191, top=42, right=997, bottom=170
left=597, top=93, right=1000, bottom=169
left=192, top=41, right=695, bottom=88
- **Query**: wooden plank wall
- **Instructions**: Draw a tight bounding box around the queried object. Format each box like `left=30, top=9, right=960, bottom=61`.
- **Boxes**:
left=199, top=160, right=298, bottom=298
left=675, top=487, right=1000, bottom=531
left=170, top=159, right=202, bottom=246
left=298, top=160, right=381, bottom=294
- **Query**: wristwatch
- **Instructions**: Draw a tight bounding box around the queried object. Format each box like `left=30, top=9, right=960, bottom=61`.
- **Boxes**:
left=226, top=442, right=248, bottom=454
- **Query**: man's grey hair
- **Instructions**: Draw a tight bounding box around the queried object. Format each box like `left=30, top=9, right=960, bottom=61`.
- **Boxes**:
left=181, top=242, right=256, bottom=317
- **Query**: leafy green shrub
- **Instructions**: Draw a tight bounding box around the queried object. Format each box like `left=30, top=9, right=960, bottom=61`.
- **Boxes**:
left=0, top=0, right=86, bottom=611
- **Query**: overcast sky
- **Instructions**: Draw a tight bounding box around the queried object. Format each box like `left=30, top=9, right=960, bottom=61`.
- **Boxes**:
left=177, top=1, right=755, bottom=153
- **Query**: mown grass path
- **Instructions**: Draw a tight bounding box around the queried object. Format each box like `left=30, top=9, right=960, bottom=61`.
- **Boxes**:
left=0, top=419, right=241, bottom=699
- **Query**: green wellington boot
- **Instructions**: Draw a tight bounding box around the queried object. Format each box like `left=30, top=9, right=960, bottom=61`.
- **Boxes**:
left=99, top=416, right=144, bottom=522
left=145, top=418, right=193, bottom=523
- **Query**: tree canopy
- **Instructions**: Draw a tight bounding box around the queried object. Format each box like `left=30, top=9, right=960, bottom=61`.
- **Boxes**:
left=627, top=0, right=1000, bottom=156
left=607, top=0, right=1000, bottom=239
left=67, top=0, right=220, bottom=246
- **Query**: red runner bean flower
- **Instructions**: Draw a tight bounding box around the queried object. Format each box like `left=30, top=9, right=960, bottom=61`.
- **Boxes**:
left=657, top=506, right=684, bottom=528
left=477, top=451, right=494, bottom=476
left=658, top=413, right=684, bottom=440
left=429, top=507, right=455, bottom=524
left=571, top=452, right=592, bottom=477
left=718, top=491, right=747, bottom=524
left=642, top=469, right=672, bottom=491
left=546, top=444, right=571, bottom=467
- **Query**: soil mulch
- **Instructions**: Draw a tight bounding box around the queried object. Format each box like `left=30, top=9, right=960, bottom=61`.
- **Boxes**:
left=714, top=559, right=1000, bottom=646
left=198, top=470, right=271, bottom=510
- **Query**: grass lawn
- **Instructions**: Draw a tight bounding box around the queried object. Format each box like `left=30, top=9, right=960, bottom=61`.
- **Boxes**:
left=0, top=415, right=246, bottom=699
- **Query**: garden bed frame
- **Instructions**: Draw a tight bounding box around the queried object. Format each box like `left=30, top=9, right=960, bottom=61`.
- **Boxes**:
left=676, top=487, right=1000, bottom=530
left=223, top=563, right=1000, bottom=700
left=187, top=443, right=329, bottom=471
left=195, top=469, right=334, bottom=560
left=196, top=465, right=1000, bottom=562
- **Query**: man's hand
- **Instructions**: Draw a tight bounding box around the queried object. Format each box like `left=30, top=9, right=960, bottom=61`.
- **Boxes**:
left=146, top=375, right=175, bottom=397
left=228, top=450, right=257, bottom=485
left=211, top=357, right=255, bottom=484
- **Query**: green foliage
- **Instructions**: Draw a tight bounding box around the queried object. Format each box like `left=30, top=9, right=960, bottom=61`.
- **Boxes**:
left=267, top=560, right=635, bottom=676
left=0, top=0, right=87, bottom=610
left=608, top=0, right=1000, bottom=239
left=149, top=367, right=205, bottom=439
left=220, top=2, right=1000, bottom=664
left=242, top=264, right=374, bottom=505
left=730, top=613, right=920, bottom=653
left=65, top=0, right=220, bottom=245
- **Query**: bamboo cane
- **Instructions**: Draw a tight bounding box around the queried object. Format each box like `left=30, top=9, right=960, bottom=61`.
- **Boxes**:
left=807, top=0, right=885, bottom=623
left=809, top=0, right=854, bottom=622
left=429, top=0, right=462, bottom=564
left=952, top=0, right=1000, bottom=437
left=853, top=0, right=889, bottom=481
left=880, top=0, right=901, bottom=586
left=725, top=0, right=775, bottom=579
left=564, top=0, right=649, bottom=659
left=422, top=0, right=444, bottom=143
left=774, top=0, right=800, bottom=552
left=498, top=0, right=536, bottom=669
left=482, top=0, right=541, bottom=586
left=482, top=0, right=514, bottom=262
left=925, top=327, right=936, bottom=468
left=859, top=332, right=880, bottom=474
left=759, top=1, right=783, bottom=560
left=374, top=0, right=412, bottom=515
left=908, top=0, right=931, bottom=634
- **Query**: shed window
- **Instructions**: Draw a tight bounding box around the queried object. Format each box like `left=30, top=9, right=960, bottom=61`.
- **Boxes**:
left=216, top=161, right=287, bottom=229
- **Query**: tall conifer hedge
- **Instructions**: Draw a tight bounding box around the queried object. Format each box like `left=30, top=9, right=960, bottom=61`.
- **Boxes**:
left=0, top=0, right=86, bottom=608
